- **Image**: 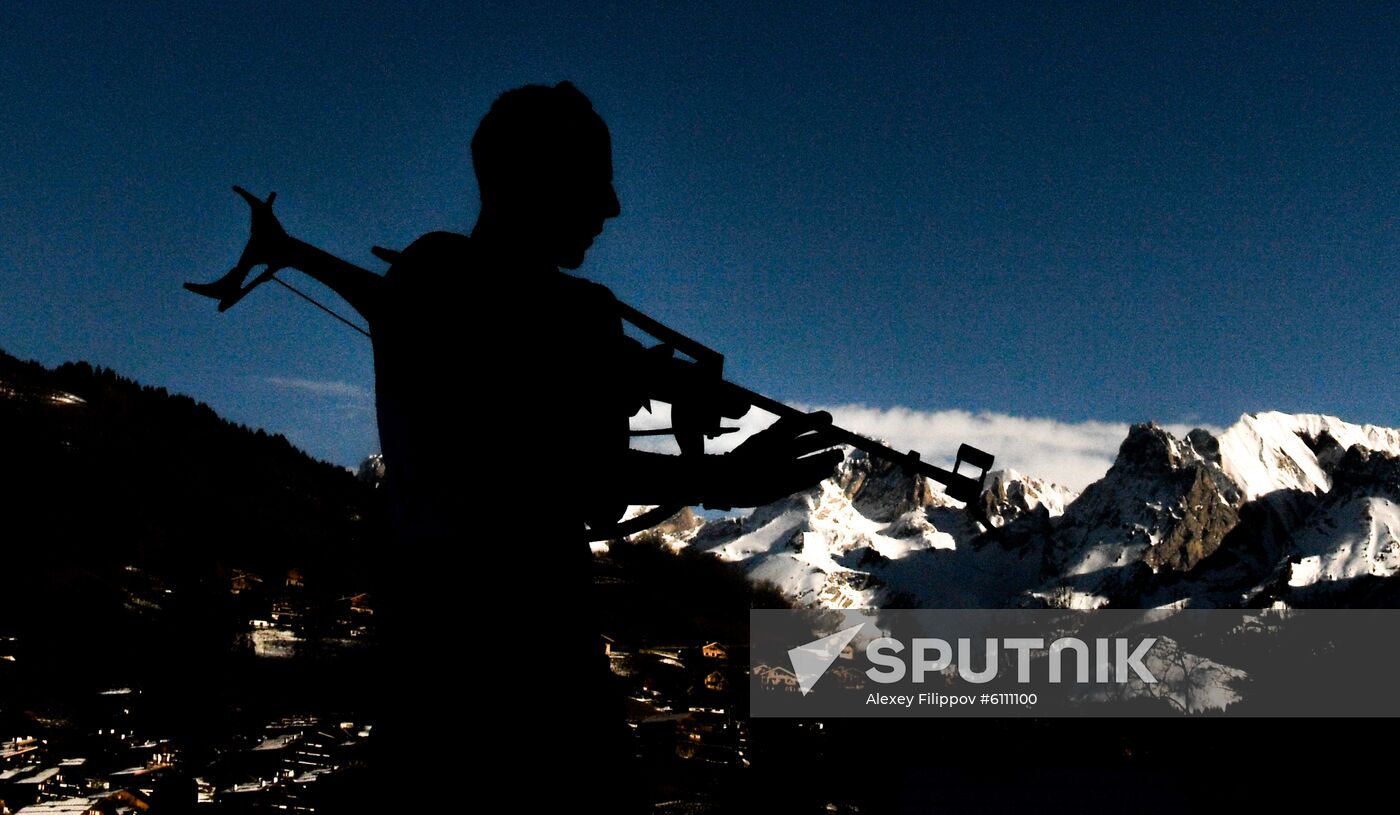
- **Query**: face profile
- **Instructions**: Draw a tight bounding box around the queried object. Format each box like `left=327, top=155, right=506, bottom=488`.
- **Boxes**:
left=470, top=81, right=621, bottom=270
left=540, top=119, right=621, bottom=270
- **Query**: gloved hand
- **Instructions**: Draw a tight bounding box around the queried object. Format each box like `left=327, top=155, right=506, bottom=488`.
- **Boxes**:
left=701, top=411, right=843, bottom=510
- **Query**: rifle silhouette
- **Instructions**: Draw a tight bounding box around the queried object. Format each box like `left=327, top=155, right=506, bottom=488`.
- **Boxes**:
left=609, top=299, right=994, bottom=538
left=185, top=188, right=995, bottom=540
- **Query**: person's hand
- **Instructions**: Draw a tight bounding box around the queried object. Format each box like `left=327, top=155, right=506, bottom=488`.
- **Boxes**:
left=702, top=412, right=843, bottom=510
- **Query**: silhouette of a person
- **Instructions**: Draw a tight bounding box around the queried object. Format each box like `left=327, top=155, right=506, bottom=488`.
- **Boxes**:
left=188, top=81, right=839, bottom=808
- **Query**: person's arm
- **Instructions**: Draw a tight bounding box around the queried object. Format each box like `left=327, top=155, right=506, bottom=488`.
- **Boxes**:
left=185, top=187, right=384, bottom=322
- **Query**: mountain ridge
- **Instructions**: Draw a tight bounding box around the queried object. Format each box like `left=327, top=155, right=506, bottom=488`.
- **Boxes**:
left=648, top=411, right=1400, bottom=610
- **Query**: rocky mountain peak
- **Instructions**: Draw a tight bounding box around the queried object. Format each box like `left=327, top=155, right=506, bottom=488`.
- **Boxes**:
left=834, top=447, right=953, bottom=523
left=1115, top=422, right=1200, bottom=474
left=977, top=469, right=1076, bottom=529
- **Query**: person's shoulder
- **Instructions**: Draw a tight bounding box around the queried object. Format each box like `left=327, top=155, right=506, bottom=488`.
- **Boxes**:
left=393, top=231, right=473, bottom=268
left=538, top=273, right=620, bottom=341
left=381, top=232, right=473, bottom=300
left=552, top=270, right=617, bottom=304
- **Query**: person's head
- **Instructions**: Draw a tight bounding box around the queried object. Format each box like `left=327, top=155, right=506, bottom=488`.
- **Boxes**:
left=471, top=81, right=620, bottom=269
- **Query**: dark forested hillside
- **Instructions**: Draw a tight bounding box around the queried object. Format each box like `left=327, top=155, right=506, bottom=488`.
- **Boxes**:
left=0, top=349, right=387, bottom=686
left=0, top=349, right=386, bottom=575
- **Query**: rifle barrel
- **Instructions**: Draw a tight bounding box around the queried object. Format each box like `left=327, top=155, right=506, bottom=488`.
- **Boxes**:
left=721, top=381, right=989, bottom=504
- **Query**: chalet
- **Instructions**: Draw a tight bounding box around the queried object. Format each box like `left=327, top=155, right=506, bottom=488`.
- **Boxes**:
left=0, top=738, right=39, bottom=767
left=13, top=796, right=102, bottom=814
left=638, top=646, right=686, bottom=669
left=229, top=570, right=264, bottom=595
left=287, top=728, right=355, bottom=778
left=15, top=789, right=152, bottom=814
left=2, top=765, right=69, bottom=812
left=754, top=666, right=800, bottom=691
left=269, top=601, right=302, bottom=625
left=15, top=768, right=60, bottom=796
left=333, top=594, right=375, bottom=636
left=701, top=642, right=728, bottom=660
left=347, top=593, right=373, bottom=617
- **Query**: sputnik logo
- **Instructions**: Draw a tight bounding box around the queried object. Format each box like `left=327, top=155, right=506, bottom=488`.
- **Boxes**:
left=787, top=623, right=866, bottom=696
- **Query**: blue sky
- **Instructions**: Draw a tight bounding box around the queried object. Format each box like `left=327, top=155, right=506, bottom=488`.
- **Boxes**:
left=2, top=2, right=1396, bottom=484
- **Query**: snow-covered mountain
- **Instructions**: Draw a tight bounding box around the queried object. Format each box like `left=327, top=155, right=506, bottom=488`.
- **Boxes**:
left=1282, top=445, right=1400, bottom=601
left=651, top=446, right=1078, bottom=608
left=1044, top=423, right=1244, bottom=608
left=1219, top=412, right=1400, bottom=500
left=637, top=412, right=1400, bottom=610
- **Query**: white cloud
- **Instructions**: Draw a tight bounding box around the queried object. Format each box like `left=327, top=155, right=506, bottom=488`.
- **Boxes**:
left=266, top=377, right=372, bottom=402
left=631, top=401, right=1218, bottom=492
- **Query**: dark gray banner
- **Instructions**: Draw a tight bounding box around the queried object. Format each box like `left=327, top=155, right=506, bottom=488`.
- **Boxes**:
left=750, top=608, right=1400, bottom=717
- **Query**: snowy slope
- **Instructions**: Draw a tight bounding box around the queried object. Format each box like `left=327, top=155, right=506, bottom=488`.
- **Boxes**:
left=1281, top=446, right=1400, bottom=593
left=686, top=450, right=963, bottom=607
left=681, top=447, right=1056, bottom=607
left=1288, top=496, right=1400, bottom=587
left=1218, top=412, right=1400, bottom=500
